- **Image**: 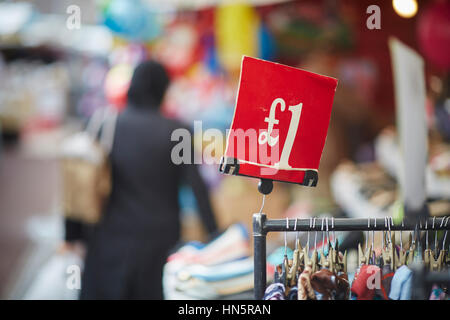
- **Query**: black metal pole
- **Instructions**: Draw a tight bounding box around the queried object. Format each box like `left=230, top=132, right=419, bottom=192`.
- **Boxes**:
left=264, top=217, right=450, bottom=232
left=253, top=213, right=267, bottom=300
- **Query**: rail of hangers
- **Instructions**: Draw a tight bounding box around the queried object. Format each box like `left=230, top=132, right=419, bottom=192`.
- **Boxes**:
left=252, top=214, right=450, bottom=300
left=258, top=216, right=450, bottom=233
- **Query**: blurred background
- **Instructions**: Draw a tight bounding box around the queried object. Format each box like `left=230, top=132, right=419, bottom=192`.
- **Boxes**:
left=0, top=0, right=448, bottom=299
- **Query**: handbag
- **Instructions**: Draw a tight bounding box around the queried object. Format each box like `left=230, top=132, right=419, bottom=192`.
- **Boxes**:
left=60, top=107, right=117, bottom=224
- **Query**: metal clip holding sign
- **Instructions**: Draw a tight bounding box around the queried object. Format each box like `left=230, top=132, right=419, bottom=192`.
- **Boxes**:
left=219, top=56, right=338, bottom=195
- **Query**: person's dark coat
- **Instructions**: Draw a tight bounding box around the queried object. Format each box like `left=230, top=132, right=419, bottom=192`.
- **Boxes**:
left=66, top=61, right=217, bottom=300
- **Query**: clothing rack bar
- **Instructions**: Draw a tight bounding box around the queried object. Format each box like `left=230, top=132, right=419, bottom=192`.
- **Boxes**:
left=264, top=217, right=450, bottom=232
left=253, top=213, right=450, bottom=300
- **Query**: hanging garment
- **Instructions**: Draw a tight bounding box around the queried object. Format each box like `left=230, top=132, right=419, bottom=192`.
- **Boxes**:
left=351, top=265, right=381, bottom=300
left=298, top=264, right=316, bottom=300
left=263, top=283, right=286, bottom=300
left=388, top=265, right=413, bottom=300
left=310, top=269, right=350, bottom=300
left=287, top=287, right=298, bottom=300
left=335, top=272, right=351, bottom=300
left=311, top=269, right=336, bottom=300
left=374, top=264, right=395, bottom=299
left=429, top=284, right=447, bottom=300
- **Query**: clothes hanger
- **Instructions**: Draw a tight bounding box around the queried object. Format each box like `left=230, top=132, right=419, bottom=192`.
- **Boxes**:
left=296, top=220, right=305, bottom=273
left=311, top=218, right=334, bottom=300
left=298, top=218, right=316, bottom=300
left=331, top=216, right=348, bottom=297
left=389, top=216, right=398, bottom=270
left=440, top=216, right=450, bottom=267
left=441, top=217, right=449, bottom=267
left=288, top=218, right=301, bottom=287
left=416, top=220, right=424, bottom=263
left=274, top=217, right=290, bottom=285
left=365, top=218, right=372, bottom=262
left=297, top=235, right=305, bottom=273
left=326, top=218, right=335, bottom=271
left=319, top=218, right=326, bottom=268
left=370, top=218, right=376, bottom=265
left=298, top=242, right=316, bottom=300
left=434, top=216, right=439, bottom=259
left=311, top=217, right=319, bottom=274
left=380, top=217, right=387, bottom=266
left=381, top=216, right=395, bottom=270
left=407, top=222, right=418, bottom=265
left=282, top=217, right=290, bottom=286
left=332, top=217, right=337, bottom=252
left=303, top=218, right=312, bottom=270
left=286, top=218, right=296, bottom=286
left=424, top=219, right=432, bottom=269
left=319, top=218, right=332, bottom=270
left=331, top=217, right=347, bottom=274
left=329, top=217, right=338, bottom=274
left=391, top=217, right=397, bottom=270
left=427, top=217, right=445, bottom=271
left=358, top=218, right=372, bottom=267
left=311, top=218, right=350, bottom=300
left=397, top=220, right=408, bottom=267
left=326, top=217, right=338, bottom=274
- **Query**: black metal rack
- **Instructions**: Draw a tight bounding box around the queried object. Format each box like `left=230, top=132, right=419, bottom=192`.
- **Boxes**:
left=252, top=214, right=450, bottom=300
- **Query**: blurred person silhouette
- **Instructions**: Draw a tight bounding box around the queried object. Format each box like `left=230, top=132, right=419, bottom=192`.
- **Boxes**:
left=65, top=60, right=218, bottom=300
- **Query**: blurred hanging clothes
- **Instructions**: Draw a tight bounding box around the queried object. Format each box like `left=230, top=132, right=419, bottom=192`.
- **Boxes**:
left=263, top=283, right=286, bottom=300
left=374, top=264, right=394, bottom=300
left=429, top=284, right=447, bottom=300
left=350, top=264, right=380, bottom=300
left=388, top=265, right=412, bottom=300
left=67, top=61, right=217, bottom=300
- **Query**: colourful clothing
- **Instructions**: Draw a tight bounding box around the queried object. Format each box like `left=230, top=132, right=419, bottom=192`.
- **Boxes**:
left=429, top=284, right=447, bottom=300
left=351, top=265, right=381, bottom=300
left=388, top=265, right=412, bottom=300
left=263, top=283, right=286, bottom=300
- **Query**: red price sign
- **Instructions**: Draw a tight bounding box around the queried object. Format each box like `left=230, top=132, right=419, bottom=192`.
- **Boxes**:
left=220, top=56, right=338, bottom=187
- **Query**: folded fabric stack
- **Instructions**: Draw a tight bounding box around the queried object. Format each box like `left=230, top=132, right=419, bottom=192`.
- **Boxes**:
left=331, top=127, right=450, bottom=220
left=163, top=223, right=254, bottom=299
left=375, top=128, right=450, bottom=199
left=331, top=161, right=397, bottom=219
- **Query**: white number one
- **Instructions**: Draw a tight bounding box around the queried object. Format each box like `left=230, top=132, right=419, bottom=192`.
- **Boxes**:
left=275, top=102, right=303, bottom=169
